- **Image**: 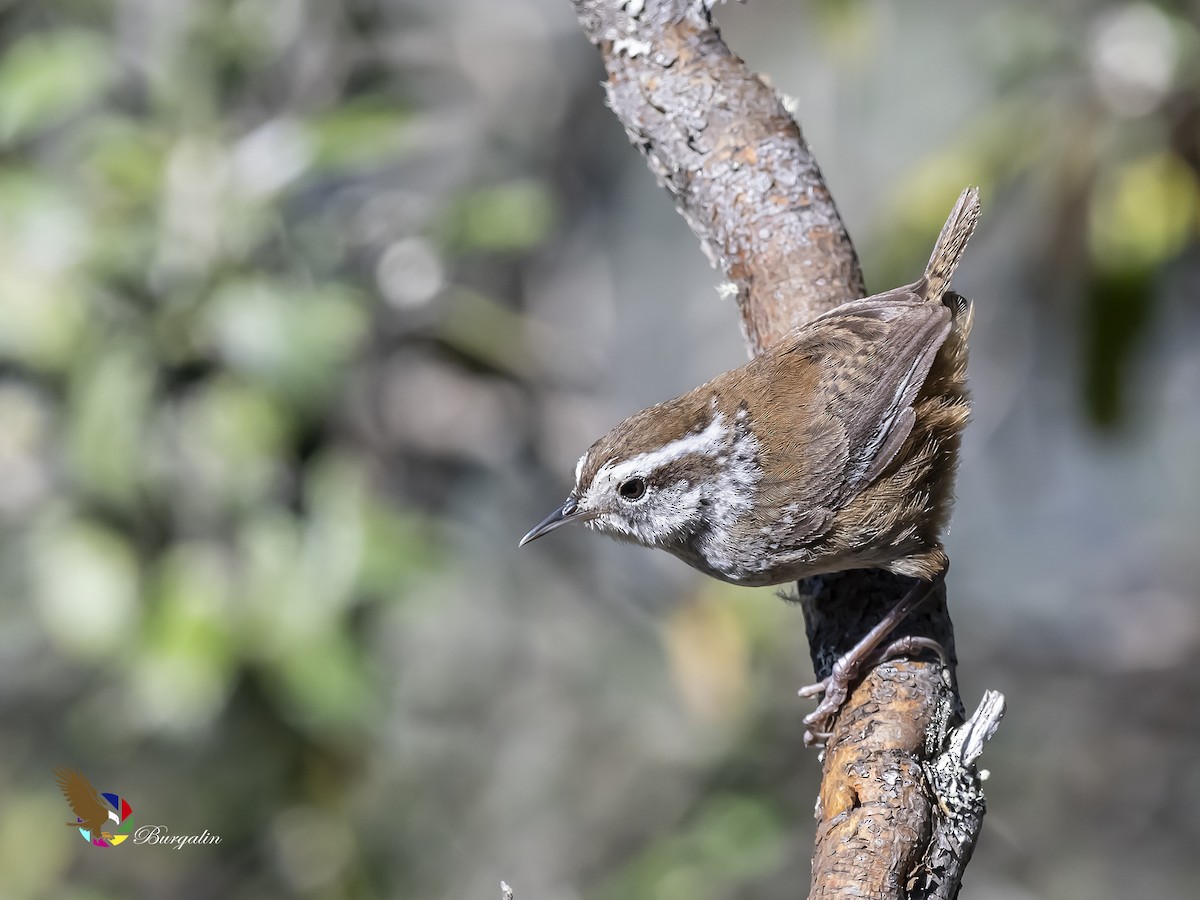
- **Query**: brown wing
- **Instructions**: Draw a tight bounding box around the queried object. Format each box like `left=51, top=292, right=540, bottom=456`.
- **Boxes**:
left=807, top=290, right=951, bottom=495
left=745, top=291, right=950, bottom=534
left=55, top=768, right=109, bottom=830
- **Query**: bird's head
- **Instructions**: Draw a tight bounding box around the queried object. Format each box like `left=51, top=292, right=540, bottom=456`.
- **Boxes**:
left=520, top=399, right=760, bottom=551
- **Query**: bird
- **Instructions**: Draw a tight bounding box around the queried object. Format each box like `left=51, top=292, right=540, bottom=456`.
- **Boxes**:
left=55, top=768, right=116, bottom=843
left=521, top=187, right=980, bottom=738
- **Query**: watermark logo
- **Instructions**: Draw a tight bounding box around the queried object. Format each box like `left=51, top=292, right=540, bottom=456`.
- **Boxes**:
left=54, top=768, right=134, bottom=848
left=54, top=768, right=222, bottom=850
left=132, top=825, right=222, bottom=849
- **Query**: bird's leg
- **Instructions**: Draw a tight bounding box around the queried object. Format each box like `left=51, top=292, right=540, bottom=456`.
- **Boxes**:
left=799, top=566, right=948, bottom=745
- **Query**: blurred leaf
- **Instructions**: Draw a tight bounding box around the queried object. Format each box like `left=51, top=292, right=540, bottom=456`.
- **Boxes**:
left=130, top=542, right=237, bottom=733
left=305, top=102, right=412, bottom=171
left=205, top=279, right=368, bottom=412
left=0, top=29, right=116, bottom=144
left=812, top=0, right=880, bottom=60
left=441, top=179, right=555, bottom=253
left=1089, top=152, right=1199, bottom=272
left=237, top=508, right=307, bottom=645
left=298, top=450, right=443, bottom=608
left=300, top=452, right=369, bottom=613
left=83, top=117, right=170, bottom=213
left=596, top=793, right=786, bottom=900
left=265, top=627, right=375, bottom=735
left=358, top=502, right=443, bottom=598
left=33, top=517, right=140, bottom=661
left=79, top=118, right=169, bottom=283
left=238, top=506, right=364, bottom=650
left=690, top=794, right=786, bottom=879
left=977, top=6, right=1069, bottom=86
left=66, top=346, right=155, bottom=507
left=1080, top=152, right=1197, bottom=426
left=170, top=375, right=289, bottom=514
left=0, top=383, right=52, bottom=518
left=0, top=170, right=89, bottom=370
left=233, top=490, right=379, bottom=736
left=439, top=287, right=533, bottom=375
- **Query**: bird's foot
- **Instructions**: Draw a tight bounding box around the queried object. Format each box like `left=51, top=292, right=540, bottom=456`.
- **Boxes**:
left=798, top=655, right=858, bottom=746
left=798, top=568, right=948, bottom=748
left=799, top=636, right=950, bottom=744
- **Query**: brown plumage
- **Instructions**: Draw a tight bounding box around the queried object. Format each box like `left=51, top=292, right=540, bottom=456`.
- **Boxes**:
left=55, top=768, right=115, bottom=841
left=521, top=188, right=979, bottom=587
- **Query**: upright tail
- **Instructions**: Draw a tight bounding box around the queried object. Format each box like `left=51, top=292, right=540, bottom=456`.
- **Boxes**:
left=923, top=186, right=981, bottom=301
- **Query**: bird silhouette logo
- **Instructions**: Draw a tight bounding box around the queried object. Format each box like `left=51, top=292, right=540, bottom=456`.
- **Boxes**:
left=54, top=768, right=134, bottom=848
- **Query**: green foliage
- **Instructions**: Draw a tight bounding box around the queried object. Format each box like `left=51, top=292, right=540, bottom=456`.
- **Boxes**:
left=596, top=794, right=786, bottom=900
left=0, top=3, right=448, bottom=895
left=441, top=179, right=556, bottom=253
left=307, top=103, right=413, bottom=171
left=0, top=29, right=115, bottom=143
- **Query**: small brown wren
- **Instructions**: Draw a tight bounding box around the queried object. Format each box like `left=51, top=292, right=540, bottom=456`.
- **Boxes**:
left=522, top=187, right=980, bottom=742
left=521, top=187, right=979, bottom=588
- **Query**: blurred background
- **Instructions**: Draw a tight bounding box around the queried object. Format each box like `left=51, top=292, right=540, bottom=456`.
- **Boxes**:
left=0, top=0, right=1197, bottom=897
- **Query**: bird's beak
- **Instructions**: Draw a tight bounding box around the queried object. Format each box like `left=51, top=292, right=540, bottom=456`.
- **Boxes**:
left=519, top=496, right=586, bottom=547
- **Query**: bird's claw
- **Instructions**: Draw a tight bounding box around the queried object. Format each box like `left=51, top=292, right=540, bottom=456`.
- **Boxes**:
left=798, top=658, right=857, bottom=745
left=796, top=679, right=827, bottom=699
left=802, top=683, right=850, bottom=731
left=798, top=636, right=949, bottom=747
left=803, top=728, right=833, bottom=746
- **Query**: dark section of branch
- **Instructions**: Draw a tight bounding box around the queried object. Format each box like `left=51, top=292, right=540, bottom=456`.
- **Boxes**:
left=567, top=2, right=1000, bottom=899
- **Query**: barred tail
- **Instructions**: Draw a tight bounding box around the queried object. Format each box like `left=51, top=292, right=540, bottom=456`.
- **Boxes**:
left=923, top=186, right=981, bottom=301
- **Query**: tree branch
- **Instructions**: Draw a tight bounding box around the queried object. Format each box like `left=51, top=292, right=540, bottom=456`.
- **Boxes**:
left=572, top=0, right=864, bottom=352
left=568, top=2, right=1003, bottom=898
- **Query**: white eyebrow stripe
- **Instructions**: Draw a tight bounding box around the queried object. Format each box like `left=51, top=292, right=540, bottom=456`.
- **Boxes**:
left=596, top=413, right=730, bottom=486
left=575, top=452, right=587, bottom=484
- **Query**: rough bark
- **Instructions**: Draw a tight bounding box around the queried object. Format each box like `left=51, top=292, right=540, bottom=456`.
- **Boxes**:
left=567, top=2, right=1003, bottom=898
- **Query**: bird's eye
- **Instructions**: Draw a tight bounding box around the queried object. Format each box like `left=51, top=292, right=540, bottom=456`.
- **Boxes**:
left=618, top=477, right=647, bottom=502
